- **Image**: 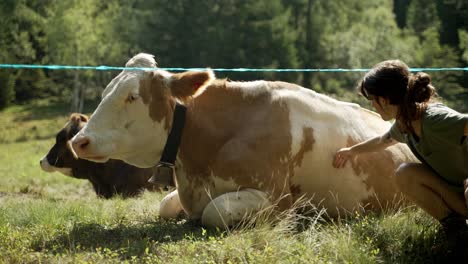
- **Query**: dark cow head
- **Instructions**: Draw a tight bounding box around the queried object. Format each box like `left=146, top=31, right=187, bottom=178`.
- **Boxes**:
left=40, top=113, right=88, bottom=177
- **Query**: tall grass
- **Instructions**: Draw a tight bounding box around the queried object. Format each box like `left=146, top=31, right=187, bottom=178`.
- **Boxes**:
left=0, top=100, right=453, bottom=263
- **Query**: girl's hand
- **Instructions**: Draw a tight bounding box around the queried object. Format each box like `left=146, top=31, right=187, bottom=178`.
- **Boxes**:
left=333, top=147, right=355, bottom=168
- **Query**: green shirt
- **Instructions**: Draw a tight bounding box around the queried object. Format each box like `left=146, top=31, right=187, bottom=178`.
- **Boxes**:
left=389, top=103, right=468, bottom=191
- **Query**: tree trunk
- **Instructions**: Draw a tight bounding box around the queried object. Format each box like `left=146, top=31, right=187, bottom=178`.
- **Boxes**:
left=78, top=82, right=84, bottom=113
left=303, top=0, right=313, bottom=87
left=70, top=71, right=80, bottom=113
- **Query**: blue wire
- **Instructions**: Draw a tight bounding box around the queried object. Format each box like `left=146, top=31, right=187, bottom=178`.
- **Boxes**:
left=0, top=64, right=466, bottom=72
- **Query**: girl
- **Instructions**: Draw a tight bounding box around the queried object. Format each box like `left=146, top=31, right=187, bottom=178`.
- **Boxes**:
left=333, top=60, right=468, bottom=253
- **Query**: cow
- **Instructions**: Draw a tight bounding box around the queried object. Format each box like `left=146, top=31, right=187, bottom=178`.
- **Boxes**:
left=40, top=113, right=167, bottom=198
left=70, top=53, right=417, bottom=227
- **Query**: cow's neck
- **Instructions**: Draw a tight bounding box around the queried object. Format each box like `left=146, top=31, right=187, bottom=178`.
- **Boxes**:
left=178, top=80, right=244, bottom=173
left=72, top=159, right=106, bottom=179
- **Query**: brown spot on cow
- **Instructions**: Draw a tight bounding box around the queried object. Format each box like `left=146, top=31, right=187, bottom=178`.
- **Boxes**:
left=139, top=73, right=175, bottom=130
left=290, top=184, right=302, bottom=198
left=293, top=127, right=315, bottom=167
left=347, top=137, right=405, bottom=211
left=173, top=80, right=299, bottom=213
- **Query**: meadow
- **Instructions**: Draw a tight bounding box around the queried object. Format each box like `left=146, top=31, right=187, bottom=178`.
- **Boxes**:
left=0, top=100, right=453, bottom=263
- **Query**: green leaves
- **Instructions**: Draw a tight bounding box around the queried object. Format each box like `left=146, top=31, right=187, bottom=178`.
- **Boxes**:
left=0, top=0, right=466, bottom=111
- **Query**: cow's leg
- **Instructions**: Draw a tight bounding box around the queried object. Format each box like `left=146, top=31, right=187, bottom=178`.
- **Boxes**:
left=90, top=181, right=113, bottom=199
left=159, top=190, right=184, bottom=219
left=201, top=188, right=272, bottom=228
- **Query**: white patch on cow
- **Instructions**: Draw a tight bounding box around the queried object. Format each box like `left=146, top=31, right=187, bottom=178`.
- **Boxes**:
left=102, top=72, right=124, bottom=99
left=54, top=167, right=73, bottom=177
left=125, top=53, right=157, bottom=68
left=210, top=173, right=239, bottom=194
left=270, top=86, right=390, bottom=214
left=201, top=188, right=272, bottom=228
left=228, top=81, right=269, bottom=98
left=40, top=156, right=73, bottom=176
left=40, top=156, right=55, bottom=172
left=159, top=190, right=184, bottom=219
left=101, top=54, right=157, bottom=99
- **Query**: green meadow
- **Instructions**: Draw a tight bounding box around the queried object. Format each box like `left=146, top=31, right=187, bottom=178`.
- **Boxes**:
left=0, top=100, right=453, bottom=263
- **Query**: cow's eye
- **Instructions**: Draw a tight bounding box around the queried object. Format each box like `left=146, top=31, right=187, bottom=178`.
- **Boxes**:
left=126, top=93, right=140, bottom=103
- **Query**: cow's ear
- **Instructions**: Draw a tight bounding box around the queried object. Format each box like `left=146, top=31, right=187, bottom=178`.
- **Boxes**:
left=79, top=114, right=89, bottom=122
left=168, top=70, right=215, bottom=99
left=70, top=113, right=89, bottom=125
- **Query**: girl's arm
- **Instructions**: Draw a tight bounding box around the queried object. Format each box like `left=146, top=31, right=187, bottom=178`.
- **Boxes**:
left=333, top=131, right=398, bottom=168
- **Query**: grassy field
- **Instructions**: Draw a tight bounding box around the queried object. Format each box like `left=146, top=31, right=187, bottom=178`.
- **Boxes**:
left=0, top=100, right=454, bottom=263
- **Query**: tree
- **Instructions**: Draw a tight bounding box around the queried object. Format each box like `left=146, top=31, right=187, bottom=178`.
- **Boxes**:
left=128, top=0, right=299, bottom=82
left=301, top=0, right=417, bottom=97
left=0, top=71, right=15, bottom=109
left=0, top=0, right=51, bottom=108
left=393, top=0, right=410, bottom=28
left=435, top=0, right=467, bottom=47
left=406, top=0, right=440, bottom=38
left=405, top=0, right=465, bottom=111
left=45, top=0, right=131, bottom=112
left=460, top=30, right=468, bottom=63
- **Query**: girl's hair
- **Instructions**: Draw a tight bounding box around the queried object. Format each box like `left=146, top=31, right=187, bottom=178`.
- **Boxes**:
left=358, top=60, right=437, bottom=133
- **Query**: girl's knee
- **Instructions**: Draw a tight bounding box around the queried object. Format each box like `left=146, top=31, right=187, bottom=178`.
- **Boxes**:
left=394, top=163, right=420, bottom=191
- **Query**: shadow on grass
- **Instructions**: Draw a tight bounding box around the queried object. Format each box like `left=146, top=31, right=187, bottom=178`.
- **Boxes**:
left=362, top=217, right=455, bottom=264
left=379, top=230, right=452, bottom=264
left=34, top=218, right=224, bottom=258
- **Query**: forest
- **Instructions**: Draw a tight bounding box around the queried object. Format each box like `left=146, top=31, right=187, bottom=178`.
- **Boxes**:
left=0, top=0, right=467, bottom=112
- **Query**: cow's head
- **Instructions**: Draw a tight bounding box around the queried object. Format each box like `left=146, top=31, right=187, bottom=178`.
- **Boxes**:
left=40, top=113, right=89, bottom=176
left=71, top=53, right=215, bottom=168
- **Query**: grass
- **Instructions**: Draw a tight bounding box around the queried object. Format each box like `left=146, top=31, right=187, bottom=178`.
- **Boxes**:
left=0, top=99, right=455, bottom=263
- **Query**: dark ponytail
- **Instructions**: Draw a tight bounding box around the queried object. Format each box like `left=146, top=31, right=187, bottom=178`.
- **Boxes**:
left=359, top=60, right=438, bottom=134
left=407, top=72, right=436, bottom=104
left=398, top=72, right=437, bottom=133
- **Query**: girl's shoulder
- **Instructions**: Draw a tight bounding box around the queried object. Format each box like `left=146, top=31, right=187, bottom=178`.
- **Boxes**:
left=422, top=103, right=467, bottom=142
left=423, top=103, right=466, bottom=124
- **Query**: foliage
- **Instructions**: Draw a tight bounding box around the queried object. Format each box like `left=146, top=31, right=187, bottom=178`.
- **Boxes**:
left=0, top=0, right=51, bottom=106
left=0, top=0, right=466, bottom=111
left=0, top=70, right=15, bottom=109
left=461, top=30, right=468, bottom=63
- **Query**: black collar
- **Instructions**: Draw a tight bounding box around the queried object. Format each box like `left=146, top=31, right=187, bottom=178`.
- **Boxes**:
left=159, top=102, right=187, bottom=165
left=148, top=102, right=186, bottom=187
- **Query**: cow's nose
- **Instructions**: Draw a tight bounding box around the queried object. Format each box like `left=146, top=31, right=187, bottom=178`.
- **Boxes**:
left=72, top=136, right=91, bottom=156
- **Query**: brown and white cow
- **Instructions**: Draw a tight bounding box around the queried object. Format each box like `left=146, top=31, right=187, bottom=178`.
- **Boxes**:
left=40, top=113, right=166, bottom=198
left=71, top=53, right=417, bottom=227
